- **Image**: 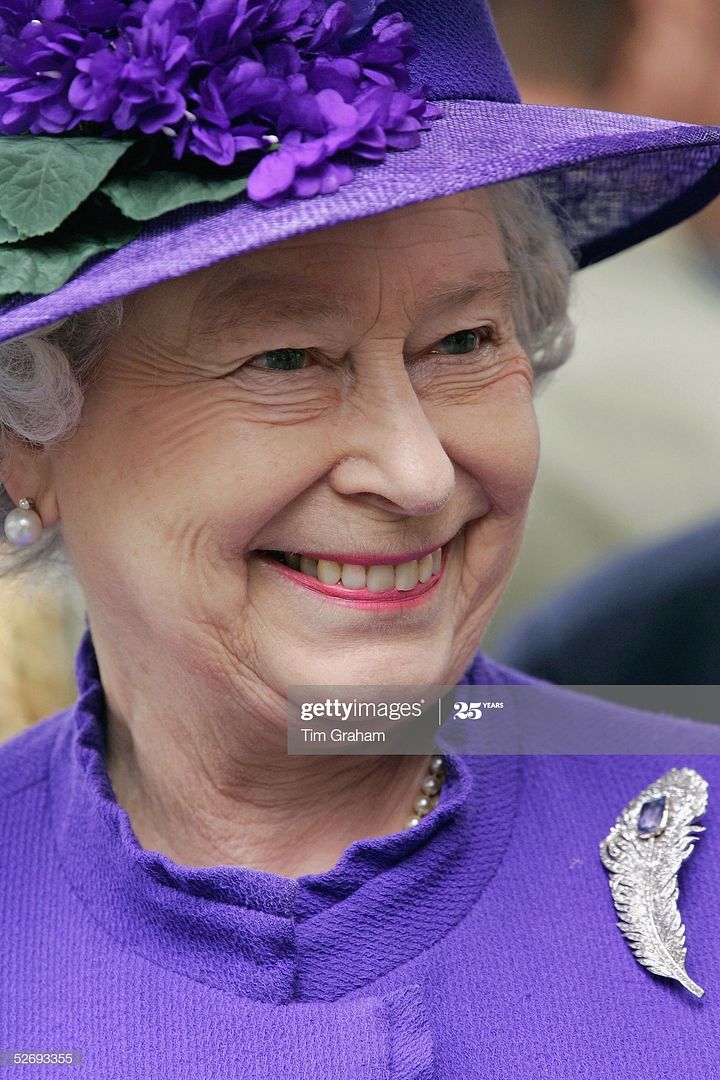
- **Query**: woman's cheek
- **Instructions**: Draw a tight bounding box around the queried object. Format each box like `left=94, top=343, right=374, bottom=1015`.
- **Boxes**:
left=449, top=370, right=539, bottom=515
left=497, top=398, right=540, bottom=509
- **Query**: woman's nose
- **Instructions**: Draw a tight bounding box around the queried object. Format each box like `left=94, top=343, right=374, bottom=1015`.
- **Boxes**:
left=327, top=359, right=456, bottom=518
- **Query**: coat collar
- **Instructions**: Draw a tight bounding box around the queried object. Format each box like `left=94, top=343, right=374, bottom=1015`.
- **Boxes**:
left=50, top=627, right=523, bottom=1002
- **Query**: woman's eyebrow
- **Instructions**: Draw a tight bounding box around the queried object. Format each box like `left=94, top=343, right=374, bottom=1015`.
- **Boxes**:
left=423, top=271, right=518, bottom=312
left=194, top=269, right=517, bottom=338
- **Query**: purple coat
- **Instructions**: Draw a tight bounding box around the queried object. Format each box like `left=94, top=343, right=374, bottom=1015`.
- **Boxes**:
left=2, top=627, right=719, bottom=1078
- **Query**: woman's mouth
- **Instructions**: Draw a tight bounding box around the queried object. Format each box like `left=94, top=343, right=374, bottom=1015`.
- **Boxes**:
left=251, top=533, right=459, bottom=607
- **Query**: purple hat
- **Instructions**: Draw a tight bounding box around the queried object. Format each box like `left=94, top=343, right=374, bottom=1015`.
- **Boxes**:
left=0, top=0, right=719, bottom=345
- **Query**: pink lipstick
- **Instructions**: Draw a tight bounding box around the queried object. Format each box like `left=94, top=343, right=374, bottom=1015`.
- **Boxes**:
left=253, top=543, right=450, bottom=610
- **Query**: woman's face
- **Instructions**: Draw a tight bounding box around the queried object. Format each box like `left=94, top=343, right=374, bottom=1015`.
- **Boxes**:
left=44, top=187, right=539, bottom=695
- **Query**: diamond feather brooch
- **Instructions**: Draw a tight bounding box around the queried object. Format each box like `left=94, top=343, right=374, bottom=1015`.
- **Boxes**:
left=600, top=767, right=708, bottom=997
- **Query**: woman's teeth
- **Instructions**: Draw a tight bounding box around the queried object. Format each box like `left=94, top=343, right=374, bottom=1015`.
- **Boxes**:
left=268, top=547, right=443, bottom=591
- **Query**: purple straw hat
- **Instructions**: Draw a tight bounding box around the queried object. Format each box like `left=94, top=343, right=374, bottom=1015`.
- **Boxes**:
left=0, top=0, right=719, bottom=345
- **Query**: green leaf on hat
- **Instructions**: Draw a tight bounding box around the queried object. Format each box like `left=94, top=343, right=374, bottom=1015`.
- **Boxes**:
left=0, top=222, right=143, bottom=303
left=99, top=168, right=249, bottom=221
left=0, top=214, right=22, bottom=244
left=0, top=136, right=136, bottom=241
left=0, top=136, right=254, bottom=305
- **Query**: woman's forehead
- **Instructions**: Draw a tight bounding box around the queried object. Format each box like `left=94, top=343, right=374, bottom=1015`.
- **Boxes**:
left=134, top=187, right=505, bottom=319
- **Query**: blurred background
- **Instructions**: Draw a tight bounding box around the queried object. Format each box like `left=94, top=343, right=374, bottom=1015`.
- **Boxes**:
left=484, top=0, right=720, bottom=680
left=1, top=0, right=719, bottom=742
left=0, top=573, right=85, bottom=742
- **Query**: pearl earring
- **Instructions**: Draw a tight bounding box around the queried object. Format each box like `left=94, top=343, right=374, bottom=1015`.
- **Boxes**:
left=3, top=497, right=44, bottom=546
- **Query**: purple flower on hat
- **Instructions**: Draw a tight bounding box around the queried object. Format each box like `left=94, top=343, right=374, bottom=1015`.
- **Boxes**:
left=0, top=0, right=440, bottom=205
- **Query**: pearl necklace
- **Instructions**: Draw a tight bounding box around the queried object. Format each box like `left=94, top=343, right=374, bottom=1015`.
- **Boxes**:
left=404, top=754, right=446, bottom=829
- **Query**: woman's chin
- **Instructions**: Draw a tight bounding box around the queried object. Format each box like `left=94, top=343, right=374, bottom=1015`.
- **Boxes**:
left=275, top=644, right=453, bottom=696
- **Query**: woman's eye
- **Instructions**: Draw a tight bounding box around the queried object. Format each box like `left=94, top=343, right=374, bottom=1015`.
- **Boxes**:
left=248, top=348, right=309, bottom=371
left=432, top=327, right=495, bottom=355
left=244, top=327, right=495, bottom=372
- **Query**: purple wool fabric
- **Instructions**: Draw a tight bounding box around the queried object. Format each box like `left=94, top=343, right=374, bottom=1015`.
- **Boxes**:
left=2, top=626, right=720, bottom=1077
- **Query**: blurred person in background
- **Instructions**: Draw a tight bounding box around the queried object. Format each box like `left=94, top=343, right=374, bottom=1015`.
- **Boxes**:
left=0, top=577, right=84, bottom=740
left=484, top=0, right=720, bottom=662
left=492, top=515, right=720, bottom=683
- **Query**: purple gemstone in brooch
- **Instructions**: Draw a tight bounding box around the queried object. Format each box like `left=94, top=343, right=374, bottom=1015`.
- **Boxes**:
left=636, top=794, right=668, bottom=837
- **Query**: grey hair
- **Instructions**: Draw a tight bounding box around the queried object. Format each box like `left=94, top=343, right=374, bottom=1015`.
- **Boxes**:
left=0, top=174, right=576, bottom=582
left=0, top=301, right=124, bottom=585
left=486, top=176, right=576, bottom=384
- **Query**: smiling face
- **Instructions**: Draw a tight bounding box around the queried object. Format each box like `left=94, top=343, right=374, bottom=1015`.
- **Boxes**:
left=42, top=186, right=539, bottom=698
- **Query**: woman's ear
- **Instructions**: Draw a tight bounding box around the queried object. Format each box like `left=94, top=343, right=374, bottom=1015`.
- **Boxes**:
left=1, top=437, right=60, bottom=528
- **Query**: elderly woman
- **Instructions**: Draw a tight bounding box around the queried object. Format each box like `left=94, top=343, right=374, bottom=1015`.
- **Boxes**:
left=1, top=0, right=719, bottom=1076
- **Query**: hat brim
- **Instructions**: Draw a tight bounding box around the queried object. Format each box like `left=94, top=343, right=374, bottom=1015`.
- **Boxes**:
left=1, top=99, right=719, bottom=343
